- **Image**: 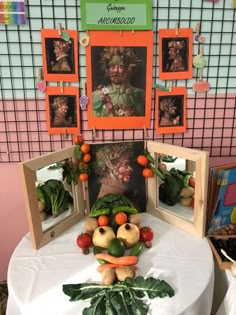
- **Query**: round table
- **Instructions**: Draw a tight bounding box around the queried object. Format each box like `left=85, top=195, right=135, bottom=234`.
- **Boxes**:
left=216, top=270, right=236, bottom=315
left=6, top=213, right=214, bottom=315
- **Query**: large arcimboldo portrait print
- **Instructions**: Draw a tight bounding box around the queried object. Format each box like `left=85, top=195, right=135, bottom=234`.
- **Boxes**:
left=86, top=31, right=153, bottom=130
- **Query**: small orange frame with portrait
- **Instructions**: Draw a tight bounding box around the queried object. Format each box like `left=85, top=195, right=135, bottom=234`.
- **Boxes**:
left=41, top=29, right=79, bottom=82
left=155, top=87, right=187, bottom=134
left=86, top=30, right=153, bottom=130
left=159, top=28, right=193, bottom=80
left=46, top=86, right=80, bottom=135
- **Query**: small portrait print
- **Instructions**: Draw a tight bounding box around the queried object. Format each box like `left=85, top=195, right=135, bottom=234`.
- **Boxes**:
left=46, top=86, right=80, bottom=135
left=49, top=95, right=77, bottom=128
left=46, top=38, right=74, bottom=74
left=159, top=95, right=183, bottom=127
left=162, top=39, right=188, bottom=73
left=41, top=29, right=79, bottom=82
left=155, top=87, right=187, bottom=134
left=159, top=28, right=193, bottom=80
left=91, top=46, right=146, bottom=117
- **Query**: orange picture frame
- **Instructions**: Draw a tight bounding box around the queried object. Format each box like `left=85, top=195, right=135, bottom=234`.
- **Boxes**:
left=86, top=30, right=153, bottom=130
left=41, top=29, right=79, bottom=82
left=159, top=28, right=193, bottom=80
left=155, top=87, right=187, bottom=134
left=46, top=86, right=80, bottom=135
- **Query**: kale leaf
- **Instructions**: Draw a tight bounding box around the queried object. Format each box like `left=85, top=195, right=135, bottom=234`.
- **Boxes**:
left=63, top=276, right=174, bottom=315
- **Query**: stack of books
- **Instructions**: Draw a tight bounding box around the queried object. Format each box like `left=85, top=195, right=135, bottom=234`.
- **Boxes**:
left=206, top=163, right=236, bottom=269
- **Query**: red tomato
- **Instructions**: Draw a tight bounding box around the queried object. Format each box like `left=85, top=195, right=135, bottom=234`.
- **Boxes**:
left=73, top=135, right=84, bottom=145
left=115, top=212, right=127, bottom=225
left=191, top=198, right=195, bottom=208
left=160, top=163, right=167, bottom=170
left=137, top=155, right=148, bottom=166
left=76, top=233, right=92, bottom=249
left=189, top=176, right=195, bottom=188
left=98, top=215, right=109, bottom=226
left=142, top=168, right=154, bottom=178
left=139, top=226, right=154, bottom=242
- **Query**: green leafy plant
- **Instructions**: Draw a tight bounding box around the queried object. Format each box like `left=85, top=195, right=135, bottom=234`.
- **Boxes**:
left=89, top=193, right=136, bottom=218
left=36, top=179, right=72, bottom=217
left=63, top=276, right=174, bottom=315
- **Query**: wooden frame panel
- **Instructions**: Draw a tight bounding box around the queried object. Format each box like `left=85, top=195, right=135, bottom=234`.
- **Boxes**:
left=146, top=140, right=209, bottom=238
left=19, top=146, right=86, bottom=249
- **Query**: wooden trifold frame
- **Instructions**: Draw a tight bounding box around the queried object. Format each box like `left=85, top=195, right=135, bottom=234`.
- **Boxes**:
left=20, top=141, right=209, bottom=249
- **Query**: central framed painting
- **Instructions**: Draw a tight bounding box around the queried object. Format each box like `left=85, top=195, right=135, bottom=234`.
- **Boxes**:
left=86, top=30, right=153, bottom=130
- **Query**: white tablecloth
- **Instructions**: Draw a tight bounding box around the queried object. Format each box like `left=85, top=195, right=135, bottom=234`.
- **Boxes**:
left=216, top=270, right=236, bottom=315
left=6, top=213, right=214, bottom=315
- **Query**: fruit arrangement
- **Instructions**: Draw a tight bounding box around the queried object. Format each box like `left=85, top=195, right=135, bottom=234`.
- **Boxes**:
left=56, top=135, right=92, bottom=185
left=76, top=193, right=154, bottom=285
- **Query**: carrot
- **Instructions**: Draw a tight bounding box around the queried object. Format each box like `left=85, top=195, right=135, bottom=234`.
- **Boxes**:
left=97, top=263, right=138, bottom=273
left=95, top=253, right=139, bottom=266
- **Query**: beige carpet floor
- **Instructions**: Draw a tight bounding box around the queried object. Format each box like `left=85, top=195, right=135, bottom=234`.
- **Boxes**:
left=0, top=281, right=8, bottom=315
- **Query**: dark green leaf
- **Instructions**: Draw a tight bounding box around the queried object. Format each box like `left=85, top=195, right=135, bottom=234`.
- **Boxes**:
left=83, top=295, right=106, bottom=315
left=130, top=297, right=149, bottom=315
left=110, top=292, right=132, bottom=315
left=63, top=283, right=109, bottom=301
left=132, top=276, right=175, bottom=299
left=36, top=185, right=45, bottom=203
left=74, top=146, right=83, bottom=160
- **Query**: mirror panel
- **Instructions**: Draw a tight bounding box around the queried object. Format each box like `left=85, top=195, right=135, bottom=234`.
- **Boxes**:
left=146, top=141, right=209, bottom=238
left=36, top=161, right=75, bottom=232
left=157, top=157, right=194, bottom=223
left=20, top=146, right=86, bottom=249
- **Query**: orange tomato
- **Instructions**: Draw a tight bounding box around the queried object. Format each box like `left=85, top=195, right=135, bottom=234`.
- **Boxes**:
left=142, top=168, right=154, bottom=178
left=82, top=153, right=91, bottom=163
left=115, top=212, right=127, bottom=225
left=98, top=215, right=109, bottom=226
left=136, top=155, right=148, bottom=166
left=80, top=143, right=90, bottom=154
left=79, top=173, right=88, bottom=182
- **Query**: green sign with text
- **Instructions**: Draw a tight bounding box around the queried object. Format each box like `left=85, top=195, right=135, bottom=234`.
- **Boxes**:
left=80, top=0, right=152, bottom=30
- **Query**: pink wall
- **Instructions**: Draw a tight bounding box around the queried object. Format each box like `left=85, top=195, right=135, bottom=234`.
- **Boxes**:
left=0, top=164, right=28, bottom=281
left=0, top=156, right=235, bottom=281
